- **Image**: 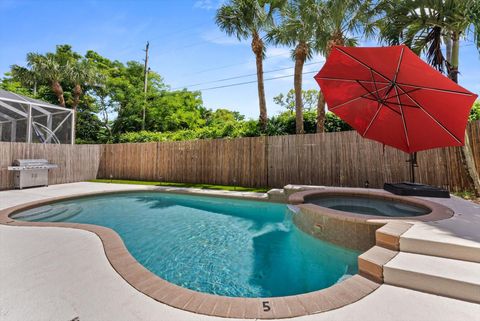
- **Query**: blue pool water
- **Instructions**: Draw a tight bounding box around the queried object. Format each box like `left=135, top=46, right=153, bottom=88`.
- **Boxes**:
left=13, top=192, right=359, bottom=297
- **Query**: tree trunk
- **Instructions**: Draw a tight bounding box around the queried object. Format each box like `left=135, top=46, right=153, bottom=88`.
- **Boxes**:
left=317, top=31, right=344, bottom=133
left=316, top=91, right=326, bottom=132
left=451, top=33, right=480, bottom=196
left=462, top=134, right=480, bottom=196
left=51, top=81, right=65, bottom=107
left=99, top=96, right=113, bottom=142
left=294, top=45, right=306, bottom=134
left=449, top=33, right=459, bottom=83
left=72, top=84, right=82, bottom=113
left=252, top=33, right=267, bottom=131
left=444, top=32, right=452, bottom=74
left=294, top=56, right=304, bottom=134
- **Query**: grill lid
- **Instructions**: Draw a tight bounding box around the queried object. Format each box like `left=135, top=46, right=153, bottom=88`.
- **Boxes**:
left=13, top=159, right=50, bottom=166
left=8, top=159, right=58, bottom=171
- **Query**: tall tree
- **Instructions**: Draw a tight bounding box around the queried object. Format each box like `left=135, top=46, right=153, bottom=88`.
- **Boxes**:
left=9, top=45, right=107, bottom=143
left=10, top=54, right=40, bottom=96
left=273, top=88, right=319, bottom=112
left=267, top=0, right=323, bottom=134
left=216, top=0, right=282, bottom=131
left=69, top=60, right=101, bottom=113
left=375, top=0, right=480, bottom=195
left=11, top=52, right=69, bottom=106
left=314, top=0, right=370, bottom=132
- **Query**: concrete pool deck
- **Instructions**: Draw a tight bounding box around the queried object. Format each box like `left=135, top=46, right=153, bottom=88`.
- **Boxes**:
left=1, top=182, right=479, bottom=321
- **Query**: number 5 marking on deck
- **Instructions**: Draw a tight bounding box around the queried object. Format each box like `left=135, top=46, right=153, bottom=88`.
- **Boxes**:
left=263, top=301, right=271, bottom=312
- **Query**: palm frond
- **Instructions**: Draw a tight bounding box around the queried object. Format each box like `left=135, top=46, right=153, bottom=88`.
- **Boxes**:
left=424, top=26, right=447, bottom=73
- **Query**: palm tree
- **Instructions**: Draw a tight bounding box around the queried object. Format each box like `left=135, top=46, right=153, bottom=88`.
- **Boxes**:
left=68, top=60, right=101, bottom=113
left=375, top=0, right=479, bottom=80
left=10, top=53, right=41, bottom=97
left=216, top=0, right=282, bottom=130
left=375, top=0, right=480, bottom=195
left=314, top=0, right=371, bottom=132
left=267, top=0, right=323, bottom=134
left=11, top=52, right=68, bottom=107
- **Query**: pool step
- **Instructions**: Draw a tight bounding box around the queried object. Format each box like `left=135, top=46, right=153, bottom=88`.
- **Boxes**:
left=12, top=205, right=82, bottom=222
left=30, top=207, right=69, bottom=221
left=376, top=221, right=480, bottom=263
left=383, top=252, right=480, bottom=303
left=376, top=221, right=413, bottom=251
left=12, top=205, right=57, bottom=220
left=399, top=223, right=480, bottom=263
left=48, top=206, right=82, bottom=222
left=358, top=246, right=398, bottom=283
left=12, top=206, right=67, bottom=221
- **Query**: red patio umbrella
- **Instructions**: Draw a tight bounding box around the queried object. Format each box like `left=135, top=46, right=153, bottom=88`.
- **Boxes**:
left=314, top=45, right=478, bottom=183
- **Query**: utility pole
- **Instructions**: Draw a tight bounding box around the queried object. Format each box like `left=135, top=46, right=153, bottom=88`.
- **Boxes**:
left=142, top=41, right=149, bottom=131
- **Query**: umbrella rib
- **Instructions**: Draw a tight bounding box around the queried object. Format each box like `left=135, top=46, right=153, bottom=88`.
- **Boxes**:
left=370, top=69, right=380, bottom=99
left=330, top=84, right=391, bottom=111
left=356, top=80, right=380, bottom=100
left=385, top=87, right=422, bottom=104
left=394, top=85, right=411, bottom=148
left=330, top=96, right=363, bottom=111
left=379, top=87, right=422, bottom=109
left=397, top=85, right=463, bottom=144
left=380, top=100, right=419, bottom=108
left=334, top=47, right=392, bottom=83
left=316, top=77, right=390, bottom=85
left=356, top=80, right=401, bottom=115
left=393, top=46, right=405, bottom=82
left=370, top=70, right=378, bottom=91
left=395, top=83, right=474, bottom=96
left=362, top=101, right=383, bottom=137
left=362, top=97, right=401, bottom=115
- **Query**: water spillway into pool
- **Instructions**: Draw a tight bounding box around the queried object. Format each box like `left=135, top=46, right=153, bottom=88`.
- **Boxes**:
left=12, top=192, right=359, bottom=298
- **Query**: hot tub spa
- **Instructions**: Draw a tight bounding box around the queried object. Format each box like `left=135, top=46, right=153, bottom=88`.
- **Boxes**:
left=288, top=188, right=454, bottom=251
left=307, top=195, right=431, bottom=217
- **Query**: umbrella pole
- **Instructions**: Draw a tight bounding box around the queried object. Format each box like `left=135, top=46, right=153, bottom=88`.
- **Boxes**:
left=408, top=152, right=418, bottom=183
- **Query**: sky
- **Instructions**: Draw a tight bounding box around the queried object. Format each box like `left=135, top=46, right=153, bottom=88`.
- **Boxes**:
left=0, top=0, right=479, bottom=120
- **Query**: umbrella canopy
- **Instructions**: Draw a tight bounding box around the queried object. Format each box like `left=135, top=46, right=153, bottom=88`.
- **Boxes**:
left=314, top=45, right=478, bottom=154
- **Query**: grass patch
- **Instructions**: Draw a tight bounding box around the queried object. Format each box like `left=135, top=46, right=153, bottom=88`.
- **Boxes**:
left=89, top=179, right=269, bottom=193
left=453, top=190, right=480, bottom=204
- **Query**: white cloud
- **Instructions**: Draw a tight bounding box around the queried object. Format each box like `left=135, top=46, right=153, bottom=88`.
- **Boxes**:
left=194, top=0, right=226, bottom=10
left=266, top=47, right=292, bottom=59
left=207, top=36, right=243, bottom=45
left=200, top=29, right=246, bottom=46
left=194, top=0, right=214, bottom=10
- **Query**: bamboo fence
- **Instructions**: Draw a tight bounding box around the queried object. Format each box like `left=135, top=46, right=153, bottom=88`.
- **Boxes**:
left=1, top=121, right=479, bottom=192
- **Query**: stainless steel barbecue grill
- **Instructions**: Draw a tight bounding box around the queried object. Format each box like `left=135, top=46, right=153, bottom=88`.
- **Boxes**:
left=8, top=159, right=58, bottom=189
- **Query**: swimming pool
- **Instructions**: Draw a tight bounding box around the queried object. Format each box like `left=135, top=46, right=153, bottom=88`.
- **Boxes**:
left=12, top=192, right=359, bottom=298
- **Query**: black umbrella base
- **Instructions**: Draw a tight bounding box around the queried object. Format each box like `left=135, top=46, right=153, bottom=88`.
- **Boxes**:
left=384, top=182, right=450, bottom=198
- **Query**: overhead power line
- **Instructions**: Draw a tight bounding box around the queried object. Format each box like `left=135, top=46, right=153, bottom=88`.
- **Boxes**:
left=156, top=35, right=228, bottom=56
left=118, top=21, right=211, bottom=52
left=149, top=21, right=211, bottom=42
left=197, top=70, right=318, bottom=92
left=173, top=61, right=324, bottom=90
left=185, top=52, right=295, bottom=76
